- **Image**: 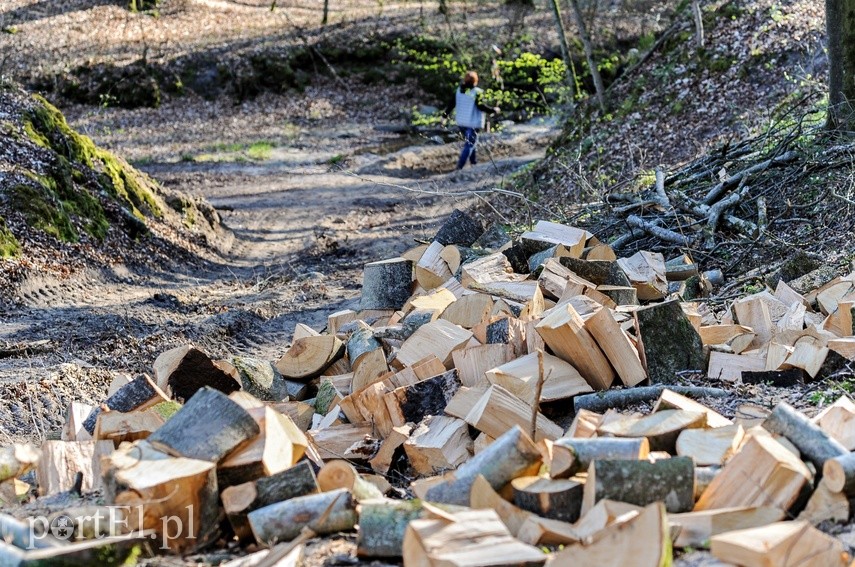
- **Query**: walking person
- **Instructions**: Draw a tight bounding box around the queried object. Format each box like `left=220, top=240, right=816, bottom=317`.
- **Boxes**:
left=444, top=71, right=499, bottom=170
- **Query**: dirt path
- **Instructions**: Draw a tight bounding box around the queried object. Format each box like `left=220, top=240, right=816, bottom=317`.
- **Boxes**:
left=0, top=102, right=556, bottom=444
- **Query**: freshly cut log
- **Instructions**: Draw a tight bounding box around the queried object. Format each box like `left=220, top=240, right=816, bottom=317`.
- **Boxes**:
left=217, top=406, right=308, bottom=488
left=559, top=257, right=631, bottom=288
left=732, top=294, right=774, bottom=350
left=635, top=299, right=706, bottom=384
left=82, top=374, right=169, bottom=434
left=424, top=425, right=541, bottom=506
left=813, top=395, right=855, bottom=450
left=351, top=347, right=389, bottom=393
left=653, top=388, right=732, bottom=428
left=357, top=498, right=434, bottom=558
left=762, top=401, right=847, bottom=472
left=575, top=384, right=728, bottom=413
left=707, top=351, right=766, bottom=382
left=676, top=425, right=745, bottom=466
left=536, top=302, right=616, bottom=390
left=62, top=402, right=95, bottom=441
left=347, top=382, right=395, bottom=438
left=829, top=337, right=855, bottom=360
left=369, top=424, right=412, bottom=474
left=449, top=384, right=563, bottom=442
left=823, top=452, right=855, bottom=496
left=396, top=319, right=472, bottom=368
left=485, top=351, right=592, bottom=406
left=271, top=401, right=315, bottom=432
left=102, top=441, right=219, bottom=553
left=484, top=316, right=528, bottom=357
left=815, top=278, right=855, bottom=315
left=0, top=444, right=40, bottom=484
left=248, top=488, right=357, bottom=546
left=569, top=297, right=646, bottom=387
left=699, top=324, right=755, bottom=353
left=384, top=369, right=461, bottom=427
left=328, top=309, right=359, bottom=335
left=710, top=520, right=849, bottom=567
left=440, top=293, right=494, bottom=328
left=451, top=344, right=514, bottom=387
left=292, top=323, right=319, bottom=341
left=798, top=477, right=851, bottom=525
left=221, top=461, right=319, bottom=540
left=595, top=285, right=637, bottom=306
left=617, top=250, right=669, bottom=300
left=232, top=356, right=296, bottom=401
left=538, top=258, right=596, bottom=300
left=316, top=460, right=384, bottom=501
left=433, top=209, right=483, bottom=246
left=566, top=408, right=602, bottom=439
left=307, top=422, right=374, bottom=461
left=694, top=434, right=812, bottom=513
left=521, top=222, right=587, bottom=258
left=460, top=252, right=516, bottom=288
left=511, top=476, right=583, bottom=522
left=775, top=279, right=811, bottom=308
left=402, top=508, right=546, bottom=567
left=586, top=243, right=617, bottom=261
left=549, top=437, right=649, bottom=478
left=548, top=503, right=671, bottom=567
left=404, top=416, right=472, bottom=476
left=148, top=386, right=260, bottom=463
left=670, top=506, right=786, bottom=548
left=570, top=498, right=643, bottom=541
left=153, top=344, right=241, bottom=402
left=275, top=335, right=345, bottom=381
left=598, top=409, right=707, bottom=453
left=780, top=334, right=829, bottom=378
left=583, top=457, right=695, bottom=513
left=361, top=258, right=413, bottom=310
left=416, top=242, right=453, bottom=290
left=94, top=408, right=164, bottom=446
left=346, top=325, right=382, bottom=368
left=37, top=440, right=113, bottom=495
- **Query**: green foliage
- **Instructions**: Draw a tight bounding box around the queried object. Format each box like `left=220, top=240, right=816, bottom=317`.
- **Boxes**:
left=0, top=217, right=20, bottom=258
left=410, top=106, right=445, bottom=127
left=247, top=141, right=274, bottom=161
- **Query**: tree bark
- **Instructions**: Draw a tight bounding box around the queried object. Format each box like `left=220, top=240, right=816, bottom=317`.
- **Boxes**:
left=248, top=488, right=357, bottom=546
left=573, top=385, right=728, bottom=413
left=762, top=402, right=848, bottom=472
left=567, top=0, right=606, bottom=112
left=546, top=0, right=578, bottom=98
left=584, top=457, right=695, bottom=513
left=826, top=0, right=855, bottom=131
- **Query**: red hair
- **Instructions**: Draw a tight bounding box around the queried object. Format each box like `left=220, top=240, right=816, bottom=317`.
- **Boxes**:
left=463, top=71, right=479, bottom=88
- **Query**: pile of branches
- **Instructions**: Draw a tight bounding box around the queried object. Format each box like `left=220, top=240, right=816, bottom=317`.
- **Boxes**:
left=599, top=105, right=855, bottom=277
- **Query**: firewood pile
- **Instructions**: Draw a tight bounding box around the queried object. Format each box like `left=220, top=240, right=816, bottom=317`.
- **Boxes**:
left=2, top=211, right=855, bottom=565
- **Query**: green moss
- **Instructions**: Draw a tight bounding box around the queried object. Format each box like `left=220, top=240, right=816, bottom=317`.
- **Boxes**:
left=150, top=401, right=182, bottom=421
left=26, top=95, right=162, bottom=220
left=10, top=183, right=78, bottom=242
left=0, top=217, right=20, bottom=258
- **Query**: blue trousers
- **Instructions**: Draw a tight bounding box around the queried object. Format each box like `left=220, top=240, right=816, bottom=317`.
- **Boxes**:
left=456, top=127, right=478, bottom=169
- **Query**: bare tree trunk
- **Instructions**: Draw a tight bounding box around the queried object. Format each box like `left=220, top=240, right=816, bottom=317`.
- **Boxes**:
left=826, top=0, right=855, bottom=131
left=323, top=0, right=330, bottom=25
left=546, top=0, right=577, bottom=103
left=692, top=0, right=704, bottom=48
left=567, top=0, right=606, bottom=113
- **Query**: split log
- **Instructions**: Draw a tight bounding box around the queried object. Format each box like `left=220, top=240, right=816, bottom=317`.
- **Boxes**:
left=153, top=344, right=240, bottom=402
left=707, top=351, right=766, bottom=382
left=710, top=520, right=848, bottom=567
left=566, top=409, right=602, bottom=438
left=451, top=344, right=514, bottom=387
left=369, top=424, right=412, bottom=474
left=275, top=335, right=345, bottom=381
left=416, top=242, right=453, bottom=290
left=385, top=369, right=461, bottom=427
left=147, top=386, right=260, bottom=463
left=307, top=422, right=374, bottom=461
left=221, top=460, right=319, bottom=541
left=351, top=347, right=389, bottom=393
left=357, top=499, right=432, bottom=558
left=461, top=252, right=516, bottom=287
left=595, top=285, right=637, bottom=306
left=695, top=434, right=812, bottom=513
left=574, top=384, right=728, bottom=413
left=520, top=221, right=587, bottom=259
left=328, top=309, right=359, bottom=336
left=37, top=440, right=112, bottom=495
left=582, top=456, right=695, bottom=513
left=823, top=453, right=855, bottom=496
left=396, top=319, right=472, bottom=368
left=441, top=293, right=493, bottom=328
left=248, top=488, right=357, bottom=546
left=598, top=409, right=706, bottom=453
left=316, top=460, right=384, bottom=501
left=549, top=503, right=671, bottom=566
left=732, top=294, right=774, bottom=350
left=762, top=402, right=847, bottom=472
left=484, top=351, right=593, bottom=406
left=813, top=395, right=855, bottom=450
left=402, top=509, right=546, bottom=567
left=404, top=416, right=472, bottom=477
left=617, top=249, right=670, bottom=299
left=670, top=506, right=786, bottom=548
left=83, top=374, right=170, bottom=435
left=634, top=299, right=706, bottom=384
left=549, top=437, right=649, bottom=478
left=94, top=408, right=165, bottom=446
left=536, top=303, right=615, bottom=390
left=570, top=498, right=643, bottom=541
left=232, top=357, right=296, bottom=402
left=102, top=441, right=220, bottom=553
left=698, top=324, right=755, bottom=353
left=511, top=476, right=583, bottom=522
left=433, top=209, right=483, bottom=246
left=448, top=384, right=563, bottom=442
left=361, top=258, right=414, bottom=310
left=676, top=425, right=745, bottom=466
left=558, top=257, right=631, bottom=287
left=483, top=316, right=528, bottom=357
left=62, top=402, right=95, bottom=442
left=272, top=401, right=315, bottom=432
left=217, top=406, right=308, bottom=488
left=0, top=444, right=40, bottom=484
left=653, top=388, right=732, bottom=427
left=798, top=477, right=852, bottom=525
left=423, top=425, right=541, bottom=506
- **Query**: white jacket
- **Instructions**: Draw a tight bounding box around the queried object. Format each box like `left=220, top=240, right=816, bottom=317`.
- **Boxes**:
left=455, top=86, right=485, bottom=129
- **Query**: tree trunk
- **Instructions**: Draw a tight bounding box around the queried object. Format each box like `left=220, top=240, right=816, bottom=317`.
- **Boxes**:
left=567, top=0, right=606, bottom=112
left=825, top=0, right=855, bottom=130
left=323, top=0, right=330, bottom=25
left=546, top=0, right=577, bottom=99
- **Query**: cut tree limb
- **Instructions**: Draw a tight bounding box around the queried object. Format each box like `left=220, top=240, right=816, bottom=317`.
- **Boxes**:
left=762, top=402, right=847, bottom=472
left=583, top=456, right=695, bottom=513
left=574, top=384, right=728, bottom=413
left=626, top=215, right=693, bottom=246
left=248, top=488, right=357, bottom=546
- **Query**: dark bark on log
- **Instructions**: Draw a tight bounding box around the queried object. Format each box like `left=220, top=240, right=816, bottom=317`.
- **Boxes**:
left=357, top=499, right=426, bottom=558
left=553, top=437, right=649, bottom=477
left=156, top=346, right=241, bottom=402
left=248, top=488, right=357, bottom=546
left=558, top=258, right=631, bottom=287
left=635, top=299, right=706, bottom=384
left=573, top=385, right=728, bottom=413
left=763, top=402, right=848, bottom=472
left=585, top=456, right=695, bottom=513
left=347, top=327, right=383, bottom=367
left=361, top=258, right=414, bottom=311
left=434, top=209, right=483, bottom=247
left=390, top=370, right=461, bottom=425
left=474, top=224, right=511, bottom=251
left=148, top=386, right=260, bottom=462
left=83, top=374, right=165, bottom=434
left=512, top=477, right=583, bottom=522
